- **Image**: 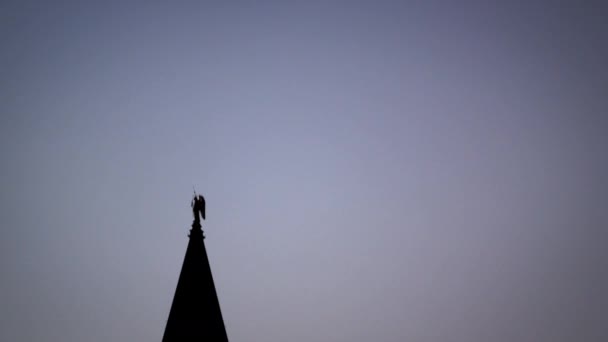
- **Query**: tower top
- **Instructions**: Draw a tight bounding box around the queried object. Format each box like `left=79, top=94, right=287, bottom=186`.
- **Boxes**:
left=162, top=194, right=228, bottom=342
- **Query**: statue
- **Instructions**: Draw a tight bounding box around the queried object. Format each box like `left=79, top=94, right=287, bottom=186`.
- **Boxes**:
left=191, top=193, right=206, bottom=224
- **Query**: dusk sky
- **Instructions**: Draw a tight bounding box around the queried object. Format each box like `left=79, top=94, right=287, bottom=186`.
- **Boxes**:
left=1, top=2, right=607, bottom=341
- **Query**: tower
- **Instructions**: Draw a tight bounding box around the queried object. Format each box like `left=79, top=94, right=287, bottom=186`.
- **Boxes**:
left=162, top=195, right=229, bottom=342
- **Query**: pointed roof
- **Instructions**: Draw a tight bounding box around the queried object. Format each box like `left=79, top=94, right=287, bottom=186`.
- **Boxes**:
left=162, top=222, right=229, bottom=342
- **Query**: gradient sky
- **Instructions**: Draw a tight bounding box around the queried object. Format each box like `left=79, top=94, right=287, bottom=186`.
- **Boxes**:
left=1, top=2, right=607, bottom=341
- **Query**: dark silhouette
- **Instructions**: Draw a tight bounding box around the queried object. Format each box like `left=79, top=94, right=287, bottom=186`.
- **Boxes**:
left=191, top=193, right=206, bottom=223
left=162, top=194, right=229, bottom=342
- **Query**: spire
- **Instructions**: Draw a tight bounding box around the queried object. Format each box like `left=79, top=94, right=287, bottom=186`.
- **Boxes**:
left=162, top=196, right=229, bottom=342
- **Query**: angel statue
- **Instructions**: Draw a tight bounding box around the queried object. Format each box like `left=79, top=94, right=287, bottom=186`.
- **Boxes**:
left=191, top=192, right=206, bottom=224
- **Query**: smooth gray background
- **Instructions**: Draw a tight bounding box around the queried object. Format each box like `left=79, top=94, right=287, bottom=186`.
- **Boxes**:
left=1, top=2, right=607, bottom=341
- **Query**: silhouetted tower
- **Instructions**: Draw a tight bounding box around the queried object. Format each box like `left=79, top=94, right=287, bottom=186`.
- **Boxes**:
left=162, top=194, right=229, bottom=342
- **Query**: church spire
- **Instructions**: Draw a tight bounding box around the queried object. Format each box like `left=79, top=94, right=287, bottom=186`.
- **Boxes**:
left=162, top=194, right=229, bottom=342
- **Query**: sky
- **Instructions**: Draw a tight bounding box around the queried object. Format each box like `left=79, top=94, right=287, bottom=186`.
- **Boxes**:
left=1, top=1, right=607, bottom=341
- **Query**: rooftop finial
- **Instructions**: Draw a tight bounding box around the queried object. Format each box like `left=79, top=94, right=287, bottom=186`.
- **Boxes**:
left=191, top=192, right=206, bottom=225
